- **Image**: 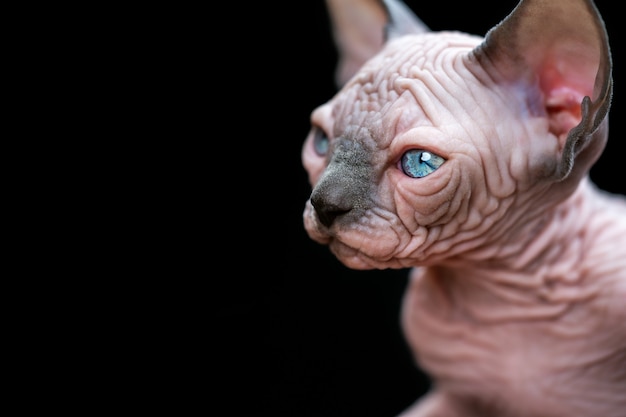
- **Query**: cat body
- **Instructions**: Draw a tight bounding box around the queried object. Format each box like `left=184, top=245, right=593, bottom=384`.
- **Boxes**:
left=302, top=0, right=626, bottom=416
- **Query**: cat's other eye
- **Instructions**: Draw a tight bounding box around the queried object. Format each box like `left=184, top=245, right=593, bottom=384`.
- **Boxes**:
left=401, top=149, right=445, bottom=178
left=312, top=127, right=329, bottom=156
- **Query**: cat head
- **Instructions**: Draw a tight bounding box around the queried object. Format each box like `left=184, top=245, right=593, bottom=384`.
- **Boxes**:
left=302, top=0, right=612, bottom=270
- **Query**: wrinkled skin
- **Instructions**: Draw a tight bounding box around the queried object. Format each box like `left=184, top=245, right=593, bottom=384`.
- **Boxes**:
left=302, top=0, right=626, bottom=416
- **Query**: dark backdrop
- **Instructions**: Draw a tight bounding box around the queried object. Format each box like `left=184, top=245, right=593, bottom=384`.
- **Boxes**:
left=215, top=1, right=624, bottom=416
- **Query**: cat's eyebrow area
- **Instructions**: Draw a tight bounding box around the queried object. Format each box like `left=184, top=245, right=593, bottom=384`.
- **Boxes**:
left=327, top=83, right=437, bottom=153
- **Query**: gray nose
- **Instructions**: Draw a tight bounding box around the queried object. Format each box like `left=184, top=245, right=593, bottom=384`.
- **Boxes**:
left=310, top=190, right=352, bottom=228
left=309, top=137, right=373, bottom=227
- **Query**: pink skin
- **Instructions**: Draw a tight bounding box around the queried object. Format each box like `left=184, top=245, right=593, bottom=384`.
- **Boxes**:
left=302, top=1, right=626, bottom=416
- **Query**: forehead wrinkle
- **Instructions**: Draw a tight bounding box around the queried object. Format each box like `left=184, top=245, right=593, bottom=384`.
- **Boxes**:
left=394, top=74, right=441, bottom=127
left=333, top=79, right=400, bottom=149
left=349, top=76, right=436, bottom=147
left=332, top=34, right=481, bottom=152
left=400, top=52, right=482, bottom=129
left=382, top=91, right=432, bottom=143
left=442, top=55, right=517, bottom=182
left=354, top=33, right=483, bottom=130
left=331, top=94, right=381, bottom=155
left=362, top=33, right=479, bottom=84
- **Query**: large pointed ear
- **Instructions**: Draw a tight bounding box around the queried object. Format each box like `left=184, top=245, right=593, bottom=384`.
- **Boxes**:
left=470, top=0, right=613, bottom=181
left=325, top=0, right=429, bottom=87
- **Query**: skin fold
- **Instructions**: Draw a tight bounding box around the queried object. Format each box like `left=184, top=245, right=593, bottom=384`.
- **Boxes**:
left=301, top=0, right=626, bottom=416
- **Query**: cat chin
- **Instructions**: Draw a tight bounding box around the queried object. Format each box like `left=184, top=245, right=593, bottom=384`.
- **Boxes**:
left=303, top=221, right=404, bottom=269
left=330, top=241, right=408, bottom=270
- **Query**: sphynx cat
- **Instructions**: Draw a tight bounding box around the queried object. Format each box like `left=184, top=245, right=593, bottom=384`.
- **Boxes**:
left=301, top=0, right=626, bottom=416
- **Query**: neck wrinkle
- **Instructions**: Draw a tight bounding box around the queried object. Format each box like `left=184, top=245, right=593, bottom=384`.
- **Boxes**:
left=431, top=182, right=596, bottom=323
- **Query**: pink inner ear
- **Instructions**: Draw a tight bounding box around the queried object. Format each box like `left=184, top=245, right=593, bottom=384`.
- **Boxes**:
left=541, top=63, right=590, bottom=141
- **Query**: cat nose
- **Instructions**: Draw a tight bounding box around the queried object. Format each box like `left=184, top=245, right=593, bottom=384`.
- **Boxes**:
left=310, top=196, right=351, bottom=228
left=308, top=137, right=371, bottom=227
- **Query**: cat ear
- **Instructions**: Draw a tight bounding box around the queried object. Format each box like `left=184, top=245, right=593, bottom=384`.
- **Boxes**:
left=470, top=0, right=612, bottom=180
left=325, top=0, right=429, bottom=87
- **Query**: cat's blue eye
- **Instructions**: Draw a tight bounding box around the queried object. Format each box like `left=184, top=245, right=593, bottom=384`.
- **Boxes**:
left=313, top=128, right=329, bottom=156
left=401, top=149, right=445, bottom=178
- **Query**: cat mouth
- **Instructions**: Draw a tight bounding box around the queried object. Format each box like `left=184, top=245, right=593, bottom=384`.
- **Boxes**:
left=303, top=203, right=333, bottom=244
left=303, top=201, right=407, bottom=268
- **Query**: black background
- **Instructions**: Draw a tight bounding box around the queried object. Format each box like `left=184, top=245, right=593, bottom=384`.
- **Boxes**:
left=215, top=1, right=625, bottom=416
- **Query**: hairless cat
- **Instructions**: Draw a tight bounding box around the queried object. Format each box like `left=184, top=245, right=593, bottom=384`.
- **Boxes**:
left=301, top=0, right=626, bottom=415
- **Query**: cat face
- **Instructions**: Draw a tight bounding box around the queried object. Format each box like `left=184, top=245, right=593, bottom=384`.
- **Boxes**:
left=302, top=0, right=611, bottom=271
left=302, top=34, right=550, bottom=270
